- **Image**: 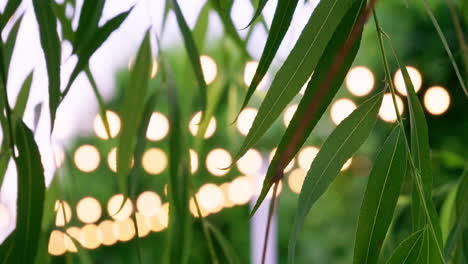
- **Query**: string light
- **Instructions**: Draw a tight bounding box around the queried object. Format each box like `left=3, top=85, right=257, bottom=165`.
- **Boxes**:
left=97, top=220, right=118, bottom=246
left=189, top=111, right=217, bottom=138
left=379, top=93, right=404, bottom=122
left=206, top=148, right=232, bottom=176
left=220, top=183, right=235, bottom=208
left=149, top=203, right=168, bottom=231
left=236, top=108, right=257, bottom=136
left=330, top=99, right=356, bottom=125
left=74, top=145, right=100, bottom=172
left=345, top=66, right=375, bottom=96
left=424, top=86, right=450, bottom=115
left=80, top=224, right=101, bottom=249
left=107, top=194, right=133, bottom=221
left=236, top=149, right=263, bottom=175
left=393, top=66, right=422, bottom=96
left=146, top=112, right=169, bottom=141
left=197, top=183, right=224, bottom=214
left=228, top=177, right=254, bottom=205
left=76, top=197, right=102, bottom=224
left=54, top=200, right=72, bottom=226
left=136, top=191, right=161, bottom=217
left=243, top=61, right=269, bottom=90
left=142, top=148, right=167, bottom=175
left=93, top=110, right=121, bottom=139
left=113, top=218, right=136, bottom=242
left=48, top=230, right=67, bottom=256
left=135, top=213, right=152, bottom=237
left=190, top=149, right=198, bottom=173
left=200, top=55, right=218, bottom=84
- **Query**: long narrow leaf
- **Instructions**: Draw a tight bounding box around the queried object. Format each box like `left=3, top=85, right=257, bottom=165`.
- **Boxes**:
left=4, top=15, right=24, bottom=78
left=0, top=0, right=21, bottom=31
left=206, top=222, right=241, bottom=264
left=73, top=0, right=105, bottom=53
left=386, top=228, right=426, bottom=264
left=245, top=0, right=269, bottom=27
left=0, top=233, right=15, bottom=264
left=13, top=71, right=34, bottom=117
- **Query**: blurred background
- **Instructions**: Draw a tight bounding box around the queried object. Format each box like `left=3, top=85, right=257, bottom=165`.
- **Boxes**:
left=0, top=0, right=466, bottom=263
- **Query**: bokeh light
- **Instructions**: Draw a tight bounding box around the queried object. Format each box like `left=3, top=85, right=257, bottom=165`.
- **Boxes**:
left=330, top=98, right=356, bottom=125
left=113, top=218, right=136, bottom=242
left=393, top=66, right=422, bottom=96
left=151, top=59, right=158, bottom=79
left=190, top=149, right=198, bottom=173
left=149, top=203, right=169, bottom=232
left=228, top=177, right=254, bottom=205
left=142, top=148, right=167, bottom=175
left=345, top=66, right=375, bottom=96
left=146, top=112, right=169, bottom=141
left=135, top=213, right=151, bottom=237
left=76, top=197, right=102, bottom=224
left=48, top=230, right=67, bottom=256
left=74, top=144, right=100, bottom=172
left=54, top=200, right=72, bottom=226
left=197, top=183, right=224, bottom=214
left=189, top=111, right=217, bottom=138
left=297, top=146, right=319, bottom=170
left=288, top=168, right=307, bottom=194
left=283, top=104, right=298, bottom=127
left=236, top=108, right=257, bottom=136
left=107, top=147, right=134, bottom=173
left=80, top=224, right=101, bottom=249
left=107, top=194, right=133, bottom=221
left=236, top=149, right=263, bottom=175
left=424, top=86, right=450, bottom=115
left=220, top=183, right=235, bottom=208
left=136, top=191, right=161, bottom=217
left=379, top=93, right=404, bottom=122
left=341, top=158, right=352, bottom=171
left=269, top=148, right=294, bottom=173
left=200, top=55, right=218, bottom=84
left=206, top=148, right=232, bottom=176
left=93, top=110, right=121, bottom=139
left=97, top=220, right=118, bottom=246
left=243, top=61, right=269, bottom=90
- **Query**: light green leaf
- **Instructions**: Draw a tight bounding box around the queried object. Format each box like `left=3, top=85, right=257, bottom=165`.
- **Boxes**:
left=32, top=0, right=61, bottom=131
left=193, top=3, right=210, bottom=50
left=206, top=221, right=241, bottom=264
left=116, top=31, right=152, bottom=194
left=13, top=71, right=34, bottom=117
left=353, top=127, right=407, bottom=264
left=0, top=0, right=21, bottom=31
left=385, top=228, right=426, bottom=264
left=288, top=91, right=383, bottom=263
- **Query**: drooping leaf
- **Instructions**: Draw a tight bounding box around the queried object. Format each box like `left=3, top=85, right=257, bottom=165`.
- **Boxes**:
left=239, top=0, right=299, bottom=113
left=288, top=91, right=384, bottom=263
left=13, top=71, right=33, bottom=117
left=4, top=14, right=24, bottom=78
left=234, top=0, right=359, bottom=162
left=73, top=0, right=105, bottom=53
left=12, top=119, right=46, bottom=264
left=116, top=31, right=152, bottom=194
left=353, top=127, right=407, bottom=264
left=0, top=0, right=21, bottom=32
left=206, top=221, right=241, bottom=264
left=385, top=228, right=426, bottom=264
left=32, top=0, right=61, bottom=132
left=252, top=0, right=365, bottom=216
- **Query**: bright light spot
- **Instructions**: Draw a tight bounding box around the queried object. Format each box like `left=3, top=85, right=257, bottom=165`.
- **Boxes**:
left=113, top=218, right=136, bottom=242
left=299, top=76, right=312, bottom=95
left=237, top=149, right=263, bottom=175
left=135, top=213, right=152, bottom=238
left=394, top=66, right=422, bottom=96
left=54, top=200, right=72, bottom=226
left=76, top=197, right=102, bottom=224
left=206, top=149, right=232, bottom=176
left=146, top=112, right=169, bottom=141
left=64, top=233, right=77, bottom=252
left=379, top=93, right=404, bottom=122
left=220, top=183, right=235, bottom=208
left=107, top=147, right=134, bottom=173
left=424, top=86, right=450, bottom=115
left=237, top=108, right=257, bottom=136
left=142, top=148, right=167, bottom=175
left=66, top=227, right=81, bottom=244
left=136, top=191, right=161, bottom=217
left=330, top=98, right=356, bottom=125
left=74, top=145, right=100, bottom=172
left=269, top=148, right=294, bottom=173
left=189, top=197, right=209, bottom=217
left=52, top=144, right=65, bottom=167
left=283, top=104, right=298, bottom=127
left=243, top=61, right=269, bottom=90
left=149, top=203, right=168, bottom=232
left=228, top=177, right=254, bottom=205
left=197, top=183, right=224, bottom=213
left=288, top=169, right=307, bottom=194
left=48, top=230, right=67, bottom=256
left=189, top=111, right=217, bottom=138
left=93, top=110, right=121, bottom=139
left=200, top=55, right=218, bottom=84
left=297, top=146, right=319, bottom=170
left=345, top=66, right=375, bottom=96
left=0, top=203, right=11, bottom=228
left=97, top=220, right=118, bottom=246
left=80, top=224, right=101, bottom=249
left=341, top=158, right=352, bottom=171
left=190, top=149, right=198, bottom=173
left=151, top=59, right=158, bottom=79
left=107, top=194, right=133, bottom=221
left=265, top=181, right=283, bottom=198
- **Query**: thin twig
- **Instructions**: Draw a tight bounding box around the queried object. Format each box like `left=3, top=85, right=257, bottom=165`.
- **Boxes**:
left=261, top=181, right=279, bottom=264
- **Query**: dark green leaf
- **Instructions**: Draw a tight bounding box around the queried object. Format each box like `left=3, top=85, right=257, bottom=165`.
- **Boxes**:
left=32, top=0, right=61, bottom=131
left=13, top=71, right=33, bottom=117
left=353, top=127, right=407, bottom=264
left=52, top=2, right=74, bottom=42
left=206, top=221, right=241, bottom=264
left=0, top=0, right=21, bottom=32
left=385, top=228, right=426, bottom=264
left=288, top=91, right=383, bottom=263
left=245, top=0, right=269, bottom=27
left=0, top=233, right=15, bottom=264
left=4, top=15, right=24, bottom=78
left=73, top=0, right=105, bottom=53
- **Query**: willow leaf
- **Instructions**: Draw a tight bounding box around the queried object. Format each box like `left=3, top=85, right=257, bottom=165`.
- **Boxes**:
left=288, top=91, right=383, bottom=263
left=116, top=31, right=152, bottom=194
left=239, top=0, right=299, bottom=113
left=0, top=233, right=15, bottom=264
left=206, top=222, right=241, bottom=264
left=73, top=0, right=105, bottom=54
left=171, top=0, right=207, bottom=113
left=13, top=119, right=46, bottom=264
left=353, top=127, right=407, bottom=264
left=386, top=228, right=426, bottom=264
left=234, top=0, right=358, bottom=162
left=0, top=0, right=21, bottom=31
left=193, top=3, right=210, bottom=50
left=85, top=67, right=112, bottom=139
left=4, top=14, right=24, bottom=78
left=32, top=0, right=61, bottom=131
left=13, top=71, right=34, bottom=117
left=52, top=1, right=74, bottom=43
left=245, top=0, right=269, bottom=27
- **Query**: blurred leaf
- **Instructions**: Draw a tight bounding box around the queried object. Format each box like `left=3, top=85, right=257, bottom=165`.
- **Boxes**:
left=252, top=0, right=365, bottom=216
left=0, top=0, right=21, bottom=32
left=437, top=151, right=466, bottom=169
left=234, top=0, right=359, bottom=161
left=353, top=127, right=407, bottom=264
left=193, top=3, right=210, bottom=50
left=52, top=1, right=74, bottom=42
left=239, top=0, right=299, bottom=113
left=385, top=228, right=426, bottom=264
left=4, top=14, right=24, bottom=78
left=13, top=71, right=33, bottom=117
left=206, top=222, right=241, bottom=264
left=73, top=0, right=105, bottom=53
left=12, top=119, right=46, bottom=264
left=32, top=0, right=61, bottom=132
left=116, top=31, right=152, bottom=194
left=288, top=91, right=383, bottom=263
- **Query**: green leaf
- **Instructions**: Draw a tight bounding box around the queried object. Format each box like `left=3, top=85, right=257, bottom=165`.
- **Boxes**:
left=52, top=1, right=74, bottom=43
left=245, top=0, right=269, bottom=27
left=193, top=3, right=210, bottom=50
left=0, top=0, right=21, bottom=32
left=85, top=67, right=112, bottom=139
left=13, top=71, right=33, bottom=117
left=12, top=119, right=46, bottom=264
left=206, top=221, right=241, bottom=264
left=234, top=0, right=360, bottom=161
left=353, top=127, right=407, bottom=264
left=0, top=233, right=15, bottom=264
left=4, top=14, right=24, bottom=78
left=73, top=0, right=105, bottom=53
left=171, top=0, right=207, bottom=113
left=116, top=31, right=152, bottom=193
left=251, top=0, right=365, bottom=216
left=288, top=91, right=383, bottom=263
left=385, top=228, right=426, bottom=264
left=239, top=0, right=299, bottom=114
left=32, top=0, right=61, bottom=132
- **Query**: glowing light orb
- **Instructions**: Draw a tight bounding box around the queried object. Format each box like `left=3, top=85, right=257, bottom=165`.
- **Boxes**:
left=200, top=55, right=218, bottom=84
left=93, top=110, right=121, bottom=139
left=206, top=148, right=232, bottom=176
left=197, top=183, right=224, bottom=213
left=189, top=111, right=217, bottom=138
left=54, top=200, right=72, bottom=226
left=297, top=146, right=319, bottom=170
left=379, top=93, right=404, bottom=122
left=236, top=149, right=263, bottom=175
left=345, top=66, right=375, bottom=96
left=330, top=98, right=356, bottom=125
left=393, top=66, right=422, bottom=96
left=142, top=148, right=167, bottom=175
left=288, top=168, right=307, bottom=194
left=76, top=197, right=102, bottom=224
left=146, top=112, right=169, bottom=141
left=107, top=194, right=133, bottom=221
left=228, top=177, right=254, bottom=205
left=136, top=191, right=161, bottom=217
left=236, top=108, right=257, bottom=136
left=74, top=145, right=100, bottom=172
left=424, top=86, right=450, bottom=115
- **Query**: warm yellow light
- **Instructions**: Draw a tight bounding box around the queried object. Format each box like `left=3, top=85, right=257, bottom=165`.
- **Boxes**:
left=66, top=227, right=81, bottom=242
left=113, top=218, right=136, bottom=242
left=93, top=110, right=121, bottom=139
left=341, top=158, right=352, bottom=171
left=269, top=148, right=294, bottom=173
left=151, top=59, right=158, bottom=79
left=236, top=149, right=263, bottom=175
left=74, top=145, right=100, bottom=172
left=149, top=203, right=169, bottom=232
left=228, top=177, right=254, bottom=205
left=190, top=149, right=198, bottom=173
left=107, top=147, right=134, bottom=173
left=261, top=180, right=283, bottom=198
left=220, top=183, right=235, bottom=208
left=48, top=230, right=67, bottom=256
left=107, top=194, right=133, bottom=221
left=283, top=104, right=298, bottom=127
left=200, top=55, right=218, bottom=84
left=64, top=233, right=77, bottom=252
left=52, top=144, right=65, bottom=167
left=142, top=148, right=167, bottom=175
left=236, top=108, right=257, bottom=136
left=345, top=66, right=375, bottom=96
left=54, top=200, right=72, bottom=226
left=146, top=112, right=169, bottom=141
left=80, top=224, right=101, bottom=249
left=424, top=86, right=450, bottom=115
left=0, top=203, right=9, bottom=228
left=330, top=98, right=356, bottom=125
left=288, top=168, right=307, bottom=194
left=299, top=76, right=312, bottom=95
left=379, top=93, right=404, bottom=122
left=197, top=183, right=224, bottom=213
left=206, top=148, right=232, bottom=176
left=76, top=197, right=102, bottom=224
left=297, top=146, right=319, bottom=170
left=393, top=66, right=422, bottom=96
left=189, top=197, right=210, bottom=217
left=136, top=191, right=161, bottom=217
left=189, top=111, right=217, bottom=138
left=243, top=61, right=269, bottom=90
left=97, top=220, right=118, bottom=246
left=135, top=213, right=152, bottom=238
